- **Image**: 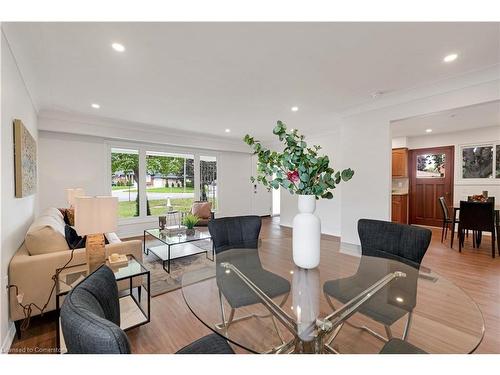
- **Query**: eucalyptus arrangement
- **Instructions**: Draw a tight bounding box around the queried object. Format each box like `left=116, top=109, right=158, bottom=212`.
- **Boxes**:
left=244, top=120, right=354, bottom=269
left=244, top=121, right=354, bottom=199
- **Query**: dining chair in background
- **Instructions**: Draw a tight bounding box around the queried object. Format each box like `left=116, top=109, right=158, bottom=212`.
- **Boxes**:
left=208, top=216, right=291, bottom=339
left=61, top=265, right=234, bottom=354
left=438, top=197, right=455, bottom=243
left=458, top=200, right=497, bottom=258
left=323, top=219, right=431, bottom=346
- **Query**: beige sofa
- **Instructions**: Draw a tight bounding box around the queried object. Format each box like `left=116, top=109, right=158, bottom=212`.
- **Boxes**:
left=8, top=207, right=142, bottom=334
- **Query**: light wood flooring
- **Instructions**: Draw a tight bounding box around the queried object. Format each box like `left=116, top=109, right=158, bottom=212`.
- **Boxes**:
left=9, top=217, right=500, bottom=354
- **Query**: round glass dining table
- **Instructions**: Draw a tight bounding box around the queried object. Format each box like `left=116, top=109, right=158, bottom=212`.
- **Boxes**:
left=181, top=238, right=484, bottom=354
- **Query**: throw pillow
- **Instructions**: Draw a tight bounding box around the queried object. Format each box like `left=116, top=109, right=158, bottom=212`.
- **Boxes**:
left=63, top=208, right=75, bottom=226
left=192, top=201, right=212, bottom=219
left=64, top=225, right=86, bottom=249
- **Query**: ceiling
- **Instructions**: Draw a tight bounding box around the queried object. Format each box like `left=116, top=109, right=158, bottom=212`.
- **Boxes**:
left=3, top=22, right=500, bottom=141
left=391, top=100, right=500, bottom=137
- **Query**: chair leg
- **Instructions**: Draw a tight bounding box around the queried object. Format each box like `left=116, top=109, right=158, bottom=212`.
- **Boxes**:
left=402, top=311, right=413, bottom=340
left=458, top=227, right=463, bottom=253
left=492, top=230, right=496, bottom=259
left=444, top=223, right=449, bottom=240
left=324, top=291, right=388, bottom=343
left=384, top=325, right=393, bottom=340
left=497, top=226, right=500, bottom=257
left=441, top=221, right=445, bottom=243
left=451, top=220, right=455, bottom=248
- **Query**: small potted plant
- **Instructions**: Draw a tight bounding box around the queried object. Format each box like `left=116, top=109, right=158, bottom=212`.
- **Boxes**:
left=183, top=213, right=199, bottom=236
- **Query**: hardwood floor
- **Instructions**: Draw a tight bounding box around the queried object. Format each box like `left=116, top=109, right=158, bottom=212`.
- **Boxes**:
left=9, top=217, right=500, bottom=354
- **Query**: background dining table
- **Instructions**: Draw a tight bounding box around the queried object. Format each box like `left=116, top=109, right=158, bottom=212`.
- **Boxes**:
left=450, top=201, right=500, bottom=250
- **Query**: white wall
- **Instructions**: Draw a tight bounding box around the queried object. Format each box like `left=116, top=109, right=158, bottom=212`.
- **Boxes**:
left=1, top=31, right=38, bottom=350
left=38, top=129, right=257, bottom=238
left=392, top=137, right=408, bottom=148
left=339, top=79, right=500, bottom=246
left=405, top=126, right=500, bottom=204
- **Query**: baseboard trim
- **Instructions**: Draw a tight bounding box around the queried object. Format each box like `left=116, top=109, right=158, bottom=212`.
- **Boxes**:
left=340, top=242, right=361, bottom=257
left=1, top=321, right=16, bottom=354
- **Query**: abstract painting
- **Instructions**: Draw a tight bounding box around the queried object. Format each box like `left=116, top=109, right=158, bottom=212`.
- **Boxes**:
left=14, top=119, right=37, bottom=197
left=462, top=145, right=493, bottom=179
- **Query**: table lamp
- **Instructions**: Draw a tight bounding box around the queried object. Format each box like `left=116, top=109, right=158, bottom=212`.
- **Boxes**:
left=66, top=188, right=85, bottom=208
left=74, top=196, right=118, bottom=273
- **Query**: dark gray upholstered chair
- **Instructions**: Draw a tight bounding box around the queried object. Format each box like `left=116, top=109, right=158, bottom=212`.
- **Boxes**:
left=438, top=196, right=455, bottom=243
left=61, top=265, right=234, bottom=354
left=208, top=215, right=262, bottom=254
left=379, top=338, right=427, bottom=354
left=61, top=266, right=130, bottom=354
left=208, top=216, right=290, bottom=332
left=323, top=219, right=431, bottom=343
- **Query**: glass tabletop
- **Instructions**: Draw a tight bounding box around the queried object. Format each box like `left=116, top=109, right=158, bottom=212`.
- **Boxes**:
left=56, top=254, right=148, bottom=296
left=181, top=238, right=485, bottom=354
left=145, top=228, right=211, bottom=245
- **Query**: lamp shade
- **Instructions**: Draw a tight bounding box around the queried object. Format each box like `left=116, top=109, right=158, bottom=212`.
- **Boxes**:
left=66, top=188, right=86, bottom=207
left=74, top=196, right=118, bottom=235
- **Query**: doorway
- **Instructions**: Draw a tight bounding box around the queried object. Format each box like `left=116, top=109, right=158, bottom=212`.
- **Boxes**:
left=409, top=146, right=454, bottom=227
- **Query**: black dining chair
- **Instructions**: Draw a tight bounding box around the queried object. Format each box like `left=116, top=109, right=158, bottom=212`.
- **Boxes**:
left=61, top=265, right=234, bottom=354
left=379, top=338, right=426, bottom=354
left=438, top=196, right=456, bottom=243
left=458, top=200, right=497, bottom=258
left=208, top=216, right=290, bottom=336
left=323, top=219, right=431, bottom=344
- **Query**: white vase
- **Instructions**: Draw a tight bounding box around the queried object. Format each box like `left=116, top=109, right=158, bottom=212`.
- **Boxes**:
left=292, top=195, right=321, bottom=269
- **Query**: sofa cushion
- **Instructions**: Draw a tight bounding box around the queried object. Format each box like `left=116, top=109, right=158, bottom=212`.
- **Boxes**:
left=192, top=201, right=212, bottom=219
left=25, top=215, right=70, bottom=255
left=41, top=207, right=65, bottom=221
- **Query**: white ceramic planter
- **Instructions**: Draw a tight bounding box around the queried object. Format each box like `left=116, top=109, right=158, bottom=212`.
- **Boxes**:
left=292, top=194, right=321, bottom=269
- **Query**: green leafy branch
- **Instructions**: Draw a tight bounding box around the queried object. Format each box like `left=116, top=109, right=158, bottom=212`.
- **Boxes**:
left=243, top=121, right=354, bottom=199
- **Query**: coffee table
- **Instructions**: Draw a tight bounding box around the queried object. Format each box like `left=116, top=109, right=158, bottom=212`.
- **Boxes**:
left=143, top=228, right=213, bottom=273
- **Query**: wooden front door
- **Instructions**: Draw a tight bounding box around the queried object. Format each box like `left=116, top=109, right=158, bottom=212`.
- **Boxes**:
left=409, top=146, right=454, bottom=227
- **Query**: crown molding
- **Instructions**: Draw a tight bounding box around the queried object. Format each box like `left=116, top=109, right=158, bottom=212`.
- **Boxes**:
left=338, top=64, right=500, bottom=118
left=38, top=109, right=250, bottom=153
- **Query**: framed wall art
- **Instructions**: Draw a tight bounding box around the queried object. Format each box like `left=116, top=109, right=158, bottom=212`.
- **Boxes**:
left=13, top=119, right=37, bottom=197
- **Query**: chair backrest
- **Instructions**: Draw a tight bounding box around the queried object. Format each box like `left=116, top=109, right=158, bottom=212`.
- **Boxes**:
left=438, top=197, right=450, bottom=221
left=459, top=200, right=495, bottom=231
left=60, top=266, right=130, bottom=354
left=358, top=219, right=431, bottom=269
left=208, top=216, right=261, bottom=254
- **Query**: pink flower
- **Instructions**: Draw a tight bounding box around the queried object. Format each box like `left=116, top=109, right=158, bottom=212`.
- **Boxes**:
left=287, top=170, right=300, bottom=183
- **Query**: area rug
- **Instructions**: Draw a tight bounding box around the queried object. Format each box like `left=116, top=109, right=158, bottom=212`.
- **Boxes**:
left=142, top=239, right=214, bottom=297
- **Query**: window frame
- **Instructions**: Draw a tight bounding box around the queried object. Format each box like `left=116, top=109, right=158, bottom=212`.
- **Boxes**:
left=106, top=141, right=219, bottom=225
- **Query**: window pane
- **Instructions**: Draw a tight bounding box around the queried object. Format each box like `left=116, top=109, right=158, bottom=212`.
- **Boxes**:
left=146, top=151, right=194, bottom=216
left=111, top=148, right=139, bottom=218
left=200, top=155, right=217, bottom=210
left=496, top=145, right=500, bottom=178
left=462, top=146, right=493, bottom=178
left=416, top=153, right=446, bottom=178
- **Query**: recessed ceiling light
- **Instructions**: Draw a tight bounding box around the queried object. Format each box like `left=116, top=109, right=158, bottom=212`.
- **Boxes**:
left=111, top=43, right=125, bottom=52
left=425, top=128, right=433, bottom=133
left=291, top=106, right=299, bottom=112
left=91, top=103, right=100, bottom=109
left=225, top=128, right=231, bottom=133
left=443, top=53, right=458, bottom=63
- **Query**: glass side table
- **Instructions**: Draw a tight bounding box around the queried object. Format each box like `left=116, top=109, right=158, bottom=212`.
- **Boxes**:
left=55, top=254, right=150, bottom=352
